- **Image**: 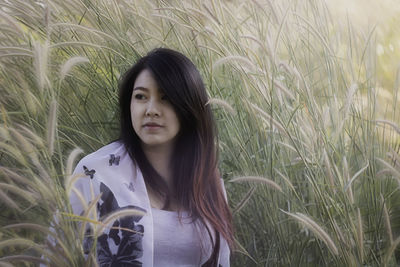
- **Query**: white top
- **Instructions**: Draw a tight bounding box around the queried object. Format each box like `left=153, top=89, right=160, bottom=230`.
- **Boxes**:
left=152, top=208, right=212, bottom=266
left=66, top=141, right=230, bottom=266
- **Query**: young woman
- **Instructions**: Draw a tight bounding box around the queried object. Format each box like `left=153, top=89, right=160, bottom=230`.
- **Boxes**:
left=70, top=48, right=233, bottom=266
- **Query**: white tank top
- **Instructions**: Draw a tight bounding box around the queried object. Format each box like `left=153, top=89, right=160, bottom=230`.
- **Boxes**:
left=152, top=208, right=212, bottom=266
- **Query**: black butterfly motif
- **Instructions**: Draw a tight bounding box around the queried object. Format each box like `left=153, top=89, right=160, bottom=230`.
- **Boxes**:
left=124, top=182, right=135, bottom=192
left=109, top=154, right=120, bottom=166
left=92, top=182, right=145, bottom=267
left=83, top=165, right=95, bottom=179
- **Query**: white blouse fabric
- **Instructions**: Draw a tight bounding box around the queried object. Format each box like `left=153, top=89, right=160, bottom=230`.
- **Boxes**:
left=152, top=208, right=211, bottom=266
left=70, top=141, right=230, bottom=267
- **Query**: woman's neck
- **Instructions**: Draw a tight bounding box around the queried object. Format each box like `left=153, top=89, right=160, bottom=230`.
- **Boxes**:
left=141, top=143, right=174, bottom=188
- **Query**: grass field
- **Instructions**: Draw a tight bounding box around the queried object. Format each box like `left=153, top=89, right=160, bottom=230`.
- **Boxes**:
left=1, top=0, right=399, bottom=266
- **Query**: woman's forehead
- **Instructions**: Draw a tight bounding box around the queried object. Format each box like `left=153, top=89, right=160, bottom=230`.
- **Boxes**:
left=133, top=69, right=160, bottom=92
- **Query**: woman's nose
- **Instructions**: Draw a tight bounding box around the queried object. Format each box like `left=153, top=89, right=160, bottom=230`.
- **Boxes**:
left=145, top=99, right=161, bottom=117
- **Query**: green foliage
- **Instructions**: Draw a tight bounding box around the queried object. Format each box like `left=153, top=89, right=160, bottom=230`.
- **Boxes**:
left=0, top=0, right=399, bottom=266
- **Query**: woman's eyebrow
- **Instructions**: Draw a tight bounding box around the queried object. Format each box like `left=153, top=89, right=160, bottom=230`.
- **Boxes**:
left=133, top=86, right=148, bottom=91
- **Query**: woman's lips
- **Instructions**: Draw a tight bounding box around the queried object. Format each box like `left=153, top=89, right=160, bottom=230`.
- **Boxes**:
left=143, top=123, right=163, bottom=129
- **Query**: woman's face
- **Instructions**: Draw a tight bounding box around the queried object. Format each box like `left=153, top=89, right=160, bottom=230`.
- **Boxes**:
left=130, top=69, right=180, bottom=150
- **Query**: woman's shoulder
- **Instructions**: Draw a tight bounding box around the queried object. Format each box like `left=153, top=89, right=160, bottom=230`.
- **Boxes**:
left=78, top=140, right=126, bottom=164
left=73, top=140, right=134, bottom=180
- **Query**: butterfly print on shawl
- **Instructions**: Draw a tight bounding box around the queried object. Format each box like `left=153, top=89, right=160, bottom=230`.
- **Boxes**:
left=83, top=165, right=95, bottom=179
left=109, top=154, right=120, bottom=166
left=88, top=182, right=146, bottom=267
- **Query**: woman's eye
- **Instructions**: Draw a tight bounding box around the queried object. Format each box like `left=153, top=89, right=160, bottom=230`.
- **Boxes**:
left=134, top=94, right=145, bottom=100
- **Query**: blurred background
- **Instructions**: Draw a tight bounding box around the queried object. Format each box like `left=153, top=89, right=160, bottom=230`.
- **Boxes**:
left=0, top=0, right=399, bottom=266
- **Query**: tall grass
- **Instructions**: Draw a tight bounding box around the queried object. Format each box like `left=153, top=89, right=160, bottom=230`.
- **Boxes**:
left=0, top=0, right=399, bottom=266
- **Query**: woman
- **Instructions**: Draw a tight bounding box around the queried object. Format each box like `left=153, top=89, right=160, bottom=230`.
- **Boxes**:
left=70, top=48, right=233, bottom=266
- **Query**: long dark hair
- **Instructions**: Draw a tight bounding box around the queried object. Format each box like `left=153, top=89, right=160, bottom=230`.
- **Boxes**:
left=119, top=48, right=233, bottom=265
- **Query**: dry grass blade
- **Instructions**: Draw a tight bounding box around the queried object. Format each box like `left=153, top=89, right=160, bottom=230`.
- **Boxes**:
left=232, top=237, right=258, bottom=264
left=323, top=149, right=335, bottom=188
left=0, top=167, right=35, bottom=188
left=272, top=79, right=295, bottom=100
left=380, top=194, right=393, bottom=245
left=9, top=127, right=40, bottom=166
left=93, top=208, right=146, bottom=237
left=18, top=124, right=45, bottom=147
left=0, top=189, right=21, bottom=211
left=213, top=55, right=257, bottom=72
left=376, top=158, right=400, bottom=180
left=248, top=102, right=287, bottom=136
left=206, top=98, right=235, bottom=115
left=387, top=148, right=400, bottom=168
left=384, top=235, right=400, bottom=266
left=47, top=98, right=58, bottom=156
left=0, top=238, right=38, bottom=250
left=60, top=56, right=90, bottom=81
left=282, top=210, right=339, bottom=255
left=0, top=141, right=27, bottom=165
left=0, top=261, right=14, bottom=267
left=274, top=168, right=296, bottom=192
left=0, top=183, right=37, bottom=203
left=344, top=162, right=369, bottom=192
left=33, top=40, right=49, bottom=91
left=375, top=120, right=400, bottom=135
left=66, top=147, right=83, bottom=176
left=0, top=10, right=24, bottom=35
left=0, top=255, right=47, bottom=265
left=356, top=208, right=364, bottom=262
left=233, top=186, right=256, bottom=214
left=229, top=176, right=282, bottom=192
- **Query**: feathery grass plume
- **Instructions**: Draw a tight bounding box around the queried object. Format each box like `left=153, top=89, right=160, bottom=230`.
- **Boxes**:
left=0, top=167, right=36, bottom=188
left=0, top=140, right=28, bottom=166
left=0, top=182, right=37, bottom=204
left=332, top=219, right=353, bottom=249
left=0, top=124, right=11, bottom=141
left=65, top=148, right=84, bottom=176
left=278, top=60, right=302, bottom=84
left=0, top=255, right=46, bottom=265
left=384, top=235, right=400, bottom=266
left=232, top=237, right=258, bottom=264
left=344, top=162, right=369, bottom=192
left=18, top=124, right=45, bottom=148
left=274, top=168, right=296, bottom=192
left=213, top=55, right=257, bottom=72
left=60, top=56, right=90, bottom=82
left=240, top=35, right=268, bottom=53
left=375, top=119, right=400, bottom=135
left=47, top=98, right=57, bottom=156
left=76, top=192, right=103, bottom=239
left=9, top=127, right=40, bottom=166
left=343, top=156, right=354, bottom=204
left=323, top=149, right=335, bottom=188
left=376, top=157, right=400, bottom=181
left=229, top=176, right=282, bottom=192
left=272, top=79, right=295, bottom=100
left=248, top=102, right=287, bottom=136
left=0, top=10, right=24, bottom=36
left=33, top=40, right=49, bottom=91
left=0, top=261, right=14, bottom=267
left=387, top=148, right=400, bottom=168
left=202, top=3, right=221, bottom=25
left=206, top=98, right=235, bottom=115
left=93, top=208, right=146, bottom=237
left=282, top=210, right=339, bottom=255
left=0, top=188, right=21, bottom=211
left=380, top=194, right=393, bottom=245
left=233, top=186, right=256, bottom=214
left=356, top=208, right=364, bottom=263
